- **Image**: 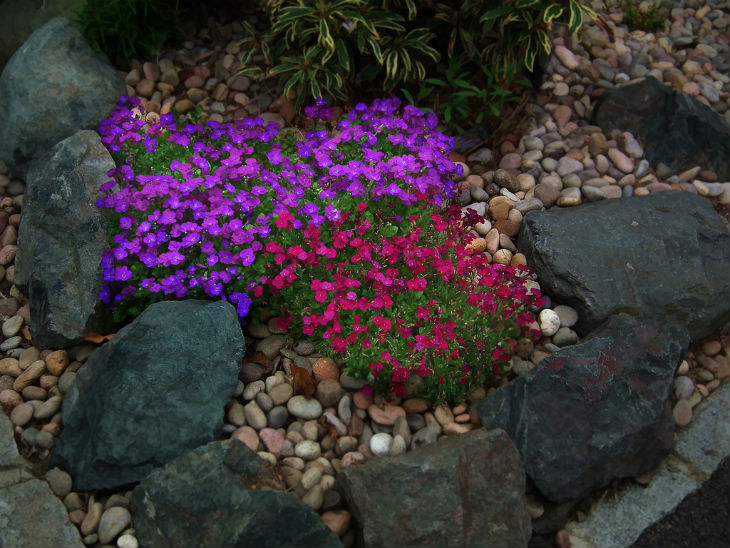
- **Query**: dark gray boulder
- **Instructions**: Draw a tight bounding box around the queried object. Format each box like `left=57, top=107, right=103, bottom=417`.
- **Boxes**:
left=49, top=300, right=245, bottom=491
left=591, top=76, right=730, bottom=179
left=14, top=130, right=115, bottom=350
left=0, top=16, right=125, bottom=178
left=338, top=428, right=531, bottom=548
left=479, top=314, right=690, bottom=503
left=518, top=191, right=730, bottom=339
left=129, top=440, right=342, bottom=548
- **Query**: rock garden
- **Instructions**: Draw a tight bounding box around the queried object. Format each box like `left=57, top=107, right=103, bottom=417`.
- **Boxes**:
left=0, top=1, right=729, bottom=547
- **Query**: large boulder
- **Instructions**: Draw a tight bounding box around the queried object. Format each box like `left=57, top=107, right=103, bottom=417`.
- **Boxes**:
left=49, top=300, right=245, bottom=491
left=14, top=129, right=115, bottom=349
left=338, top=428, right=531, bottom=548
left=129, top=440, right=343, bottom=548
left=591, top=76, right=730, bottom=179
left=0, top=16, right=125, bottom=178
left=479, top=314, right=690, bottom=503
left=518, top=191, right=730, bottom=339
left=0, top=413, right=84, bottom=548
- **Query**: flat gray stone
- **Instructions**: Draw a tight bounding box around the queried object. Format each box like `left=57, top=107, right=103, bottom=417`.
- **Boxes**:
left=0, top=479, right=84, bottom=548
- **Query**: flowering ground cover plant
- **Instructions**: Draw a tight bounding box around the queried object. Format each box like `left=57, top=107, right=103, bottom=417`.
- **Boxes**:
left=96, top=95, right=545, bottom=404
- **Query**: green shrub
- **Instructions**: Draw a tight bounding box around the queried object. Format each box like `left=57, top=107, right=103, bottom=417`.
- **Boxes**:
left=240, top=0, right=597, bottom=129
left=616, top=0, right=665, bottom=33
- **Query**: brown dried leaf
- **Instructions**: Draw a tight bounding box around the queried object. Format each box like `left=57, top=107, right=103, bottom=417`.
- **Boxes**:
left=291, top=363, right=315, bottom=399
left=84, top=332, right=115, bottom=343
left=246, top=351, right=270, bottom=367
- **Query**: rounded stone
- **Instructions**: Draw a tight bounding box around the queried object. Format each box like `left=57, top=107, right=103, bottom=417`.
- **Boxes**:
left=243, top=400, right=267, bottom=430
left=674, top=376, right=695, bottom=400
left=538, top=309, right=561, bottom=337
left=322, top=510, right=351, bottom=537
left=295, top=440, right=322, bottom=460
left=673, top=399, right=693, bottom=426
left=45, top=467, right=73, bottom=498
left=98, top=507, right=132, bottom=545
left=389, top=434, right=408, bottom=456
left=369, top=433, right=393, bottom=456
left=44, top=350, right=70, bottom=376
left=552, top=327, right=579, bottom=347
left=231, top=426, right=260, bottom=452
left=315, top=378, right=343, bottom=408
left=9, top=401, right=33, bottom=426
left=312, top=357, right=340, bottom=383
left=288, top=395, right=323, bottom=420
left=367, top=403, right=406, bottom=426
left=267, top=406, right=289, bottom=429
left=117, top=534, right=139, bottom=548
left=2, top=315, right=23, bottom=338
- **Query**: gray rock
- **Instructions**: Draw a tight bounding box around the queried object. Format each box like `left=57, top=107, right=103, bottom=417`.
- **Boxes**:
left=339, top=428, right=531, bottom=548
left=14, top=130, right=115, bottom=349
left=0, top=412, right=19, bottom=466
left=0, top=16, right=125, bottom=177
left=129, top=440, right=342, bottom=548
left=479, top=314, right=689, bottom=502
left=0, top=479, right=85, bottom=548
left=49, top=300, right=245, bottom=491
left=592, top=76, right=730, bottom=179
left=518, top=192, right=730, bottom=339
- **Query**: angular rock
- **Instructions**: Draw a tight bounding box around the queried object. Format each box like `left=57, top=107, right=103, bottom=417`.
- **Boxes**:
left=0, top=411, right=19, bottom=467
left=479, top=314, right=690, bottom=502
left=339, top=428, right=531, bottom=547
left=14, top=130, right=115, bottom=349
left=591, top=77, right=730, bottom=179
left=49, top=300, right=245, bottom=491
left=518, top=192, right=730, bottom=339
left=0, top=479, right=85, bottom=548
left=0, top=16, right=125, bottom=178
left=129, top=440, right=342, bottom=548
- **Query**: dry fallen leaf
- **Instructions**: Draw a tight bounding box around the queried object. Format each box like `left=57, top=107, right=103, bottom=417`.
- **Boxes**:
left=291, top=363, right=315, bottom=399
left=246, top=351, right=270, bottom=367
left=84, top=332, right=115, bottom=343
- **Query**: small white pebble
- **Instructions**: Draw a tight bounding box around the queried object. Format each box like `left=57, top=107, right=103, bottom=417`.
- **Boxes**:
left=538, top=309, right=561, bottom=337
left=117, top=534, right=138, bottom=548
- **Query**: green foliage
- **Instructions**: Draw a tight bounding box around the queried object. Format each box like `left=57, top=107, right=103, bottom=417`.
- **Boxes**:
left=75, top=0, right=240, bottom=65
left=240, top=0, right=597, bottom=127
left=403, top=58, right=530, bottom=134
left=480, top=0, right=598, bottom=74
left=617, top=0, right=665, bottom=33
left=75, top=0, right=176, bottom=64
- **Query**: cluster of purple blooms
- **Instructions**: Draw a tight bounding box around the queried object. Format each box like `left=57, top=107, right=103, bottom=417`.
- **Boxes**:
left=96, top=95, right=463, bottom=320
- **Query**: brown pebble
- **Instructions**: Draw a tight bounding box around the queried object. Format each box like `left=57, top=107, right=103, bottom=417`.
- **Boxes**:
left=402, top=398, right=428, bottom=414
left=488, top=196, right=515, bottom=221
left=315, top=378, right=343, bottom=408
left=44, top=350, right=69, bottom=376
left=701, top=340, right=722, bottom=356
left=0, top=357, right=21, bottom=377
left=321, top=510, right=351, bottom=536
left=352, top=391, right=372, bottom=410
left=0, top=389, right=22, bottom=408
left=10, top=401, right=33, bottom=426
left=13, top=360, right=46, bottom=391
left=494, top=219, right=521, bottom=237
left=442, top=422, right=473, bottom=435
left=673, top=399, right=692, bottom=426
left=367, top=403, right=406, bottom=425
left=312, top=357, right=339, bottom=383
left=0, top=244, right=17, bottom=265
